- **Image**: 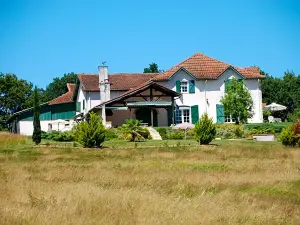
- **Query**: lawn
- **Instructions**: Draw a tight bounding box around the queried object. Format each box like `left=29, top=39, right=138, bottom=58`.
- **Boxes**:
left=0, top=134, right=300, bottom=224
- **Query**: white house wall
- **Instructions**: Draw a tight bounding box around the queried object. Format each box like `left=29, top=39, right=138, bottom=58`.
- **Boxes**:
left=157, top=68, right=263, bottom=123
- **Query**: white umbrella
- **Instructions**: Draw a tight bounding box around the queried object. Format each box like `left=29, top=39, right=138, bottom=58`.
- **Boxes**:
left=263, top=103, right=287, bottom=112
left=173, top=123, right=195, bottom=140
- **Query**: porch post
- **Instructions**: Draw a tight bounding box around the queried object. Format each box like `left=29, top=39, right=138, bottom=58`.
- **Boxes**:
left=171, top=97, right=175, bottom=125
left=101, top=105, right=106, bottom=127
left=150, top=108, right=154, bottom=127
left=130, top=108, right=132, bottom=119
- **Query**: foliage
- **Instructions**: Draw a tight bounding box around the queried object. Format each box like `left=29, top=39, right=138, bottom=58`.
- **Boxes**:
left=221, top=77, right=253, bottom=124
left=194, top=113, right=216, bottom=144
left=263, top=110, right=271, bottom=121
left=41, top=131, right=74, bottom=142
left=167, top=130, right=185, bottom=140
left=104, top=128, right=119, bottom=141
left=32, top=87, right=41, bottom=145
left=42, top=72, right=77, bottom=102
left=288, top=108, right=300, bottom=123
left=261, top=71, right=300, bottom=121
left=156, top=127, right=168, bottom=139
left=118, top=120, right=147, bottom=142
left=143, top=63, right=162, bottom=73
left=216, top=124, right=244, bottom=139
left=73, top=112, right=106, bottom=148
left=279, top=120, right=300, bottom=147
left=0, top=73, right=33, bottom=128
left=244, top=123, right=290, bottom=133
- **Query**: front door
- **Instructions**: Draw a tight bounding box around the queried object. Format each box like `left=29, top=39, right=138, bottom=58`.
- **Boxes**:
left=135, top=108, right=158, bottom=126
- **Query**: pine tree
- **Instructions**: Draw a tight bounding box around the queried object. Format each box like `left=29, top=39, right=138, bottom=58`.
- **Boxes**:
left=32, top=86, right=41, bottom=145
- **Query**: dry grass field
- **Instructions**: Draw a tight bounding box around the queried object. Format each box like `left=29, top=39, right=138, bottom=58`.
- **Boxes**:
left=0, top=133, right=300, bottom=224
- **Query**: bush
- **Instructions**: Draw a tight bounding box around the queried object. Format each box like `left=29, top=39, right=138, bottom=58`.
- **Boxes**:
left=194, top=113, right=216, bottom=144
left=73, top=112, right=106, bottom=148
left=279, top=120, right=300, bottom=147
left=156, top=127, right=168, bottom=140
left=139, top=128, right=152, bottom=140
left=118, top=120, right=148, bottom=142
left=167, top=130, right=185, bottom=140
left=105, top=128, right=119, bottom=141
left=288, top=108, right=300, bottom=122
left=216, top=124, right=244, bottom=139
left=52, top=131, right=75, bottom=142
left=244, top=123, right=290, bottom=133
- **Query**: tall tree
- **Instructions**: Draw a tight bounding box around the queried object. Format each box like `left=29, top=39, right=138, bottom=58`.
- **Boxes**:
left=221, top=78, right=253, bottom=124
left=42, top=72, right=77, bottom=101
left=0, top=73, right=33, bottom=129
left=143, top=63, right=160, bottom=73
left=32, top=87, right=41, bottom=145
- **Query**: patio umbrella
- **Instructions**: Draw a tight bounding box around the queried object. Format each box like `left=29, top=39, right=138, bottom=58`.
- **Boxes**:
left=263, top=103, right=287, bottom=111
left=173, top=123, right=195, bottom=140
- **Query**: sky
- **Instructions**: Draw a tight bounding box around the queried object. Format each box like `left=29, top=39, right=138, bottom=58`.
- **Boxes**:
left=0, top=0, right=299, bottom=88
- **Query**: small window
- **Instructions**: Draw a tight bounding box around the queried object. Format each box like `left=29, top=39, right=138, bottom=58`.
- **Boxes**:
left=175, top=110, right=182, bottom=124
left=182, top=109, right=190, bottom=123
left=180, top=81, right=188, bottom=93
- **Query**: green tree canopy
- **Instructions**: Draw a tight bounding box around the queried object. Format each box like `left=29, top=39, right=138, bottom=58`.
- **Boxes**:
left=0, top=73, right=33, bottom=129
left=221, top=77, right=253, bottom=124
left=42, top=72, right=77, bottom=101
left=143, top=63, right=161, bottom=73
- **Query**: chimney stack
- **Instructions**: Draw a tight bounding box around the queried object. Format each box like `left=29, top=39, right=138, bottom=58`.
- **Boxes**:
left=98, top=64, right=110, bottom=103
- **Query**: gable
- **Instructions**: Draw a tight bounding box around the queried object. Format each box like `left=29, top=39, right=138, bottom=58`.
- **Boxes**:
left=218, top=66, right=245, bottom=81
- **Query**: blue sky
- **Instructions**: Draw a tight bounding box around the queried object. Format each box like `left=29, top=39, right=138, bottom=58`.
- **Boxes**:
left=0, top=0, right=299, bottom=88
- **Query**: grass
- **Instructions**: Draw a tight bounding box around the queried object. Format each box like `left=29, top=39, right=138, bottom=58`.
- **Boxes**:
left=0, top=132, right=300, bottom=224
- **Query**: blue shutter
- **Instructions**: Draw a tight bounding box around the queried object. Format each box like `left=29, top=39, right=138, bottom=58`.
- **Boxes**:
left=216, top=104, right=224, bottom=123
left=189, top=80, right=195, bottom=93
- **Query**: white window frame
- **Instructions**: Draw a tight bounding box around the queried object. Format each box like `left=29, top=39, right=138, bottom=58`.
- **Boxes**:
left=180, top=80, right=188, bottom=93
left=175, top=108, right=190, bottom=124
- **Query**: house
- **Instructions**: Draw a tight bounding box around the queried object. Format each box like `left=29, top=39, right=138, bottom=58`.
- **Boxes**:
left=9, top=53, right=264, bottom=135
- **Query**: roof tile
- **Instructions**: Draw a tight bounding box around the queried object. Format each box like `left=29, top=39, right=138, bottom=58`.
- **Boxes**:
left=49, top=83, right=75, bottom=105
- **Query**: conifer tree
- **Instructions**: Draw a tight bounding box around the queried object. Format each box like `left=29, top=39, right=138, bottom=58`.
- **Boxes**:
left=32, top=86, right=41, bottom=145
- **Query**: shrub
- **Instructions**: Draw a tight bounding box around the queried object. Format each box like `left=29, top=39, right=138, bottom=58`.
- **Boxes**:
left=244, top=123, right=290, bottom=133
left=118, top=119, right=147, bottom=142
left=167, top=130, right=185, bottom=140
left=52, top=131, right=75, bottom=142
left=139, top=128, right=152, bottom=140
left=156, top=127, right=168, bottom=140
left=216, top=124, right=244, bottom=139
left=279, top=120, right=300, bottom=147
left=73, top=112, right=106, bottom=148
left=105, top=128, right=119, bottom=141
left=288, top=108, right=300, bottom=123
left=194, top=113, right=216, bottom=145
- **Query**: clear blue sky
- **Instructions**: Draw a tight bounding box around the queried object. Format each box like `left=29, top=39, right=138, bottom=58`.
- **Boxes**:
left=0, top=0, right=299, bottom=88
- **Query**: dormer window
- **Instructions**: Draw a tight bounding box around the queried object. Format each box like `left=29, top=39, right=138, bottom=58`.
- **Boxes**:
left=180, top=81, right=188, bottom=93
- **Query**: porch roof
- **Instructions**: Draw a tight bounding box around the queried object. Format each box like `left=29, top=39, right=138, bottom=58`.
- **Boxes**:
left=92, top=81, right=180, bottom=111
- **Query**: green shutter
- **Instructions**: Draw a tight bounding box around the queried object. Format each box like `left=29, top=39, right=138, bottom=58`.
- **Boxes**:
left=176, top=80, right=180, bottom=92
left=191, top=105, right=199, bottom=124
left=189, top=80, right=195, bottom=93
left=216, top=104, right=224, bottom=123
left=76, top=102, right=81, bottom=112
left=225, top=80, right=230, bottom=92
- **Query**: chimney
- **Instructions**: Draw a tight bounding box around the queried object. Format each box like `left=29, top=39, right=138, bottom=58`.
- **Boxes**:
left=98, top=64, right=110, bottom=103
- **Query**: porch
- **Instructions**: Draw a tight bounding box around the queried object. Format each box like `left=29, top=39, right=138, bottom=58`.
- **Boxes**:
left=91, top=81, right=181, bottom=127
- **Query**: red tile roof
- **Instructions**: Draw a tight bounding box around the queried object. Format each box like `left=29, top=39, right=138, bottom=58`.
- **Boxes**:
left=49, top=83, right=75, bottom=105
left=153, top=53, right=264, bottom=81
left=78, top=73, right=157, bottom=91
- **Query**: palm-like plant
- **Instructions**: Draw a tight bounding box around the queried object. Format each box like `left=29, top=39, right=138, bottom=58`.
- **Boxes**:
left=118, top=119, right=145, bottom=142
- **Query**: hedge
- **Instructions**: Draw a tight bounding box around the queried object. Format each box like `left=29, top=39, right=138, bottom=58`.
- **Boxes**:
left=243, top=123, right=291, bottom=133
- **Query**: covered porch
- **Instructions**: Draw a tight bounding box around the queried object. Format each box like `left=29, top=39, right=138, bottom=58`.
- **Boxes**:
left=92, top=81, right=181, bottom=127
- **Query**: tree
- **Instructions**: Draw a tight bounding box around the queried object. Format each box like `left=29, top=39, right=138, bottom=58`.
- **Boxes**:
left=42, top=72, right=77, bottom=101
left=194, top=113, right=216, bottom=145
left=143, top=63, right=160, bottom=73
left=0, top=73, right=33, bottom=129
left=73, top=112, right=106, bottom=148
left=221, top=77, right=253, bottom=124
left=32, top=87, right=41, bottom=145
left=118, top=119, right=145, bottom=142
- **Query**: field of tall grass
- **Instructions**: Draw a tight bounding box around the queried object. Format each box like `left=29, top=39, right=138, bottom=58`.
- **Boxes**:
left=0, top=132, right=300, bottom=224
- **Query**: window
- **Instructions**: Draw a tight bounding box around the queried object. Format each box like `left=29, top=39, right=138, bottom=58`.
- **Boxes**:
left=225, top=115, right=236, bottom=123
left=180, top=81, right=188, bottom=93
left=175, top=109, right=190, bottom=124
